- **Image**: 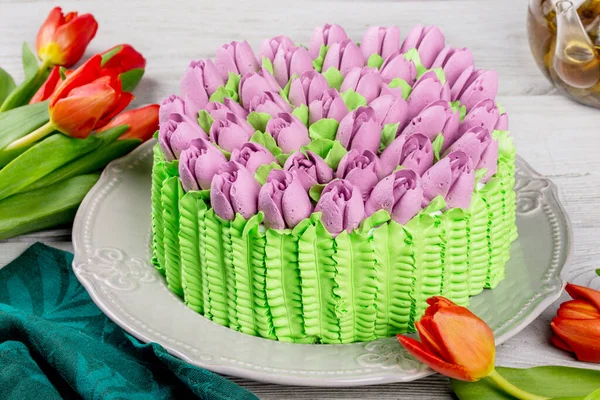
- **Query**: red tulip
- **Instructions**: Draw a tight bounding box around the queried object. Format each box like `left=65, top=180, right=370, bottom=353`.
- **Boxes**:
left=98, top=104, right=159, bottom=141
left=100, top=44, right=146, bottom=74
left=551, top=283, right=600, bottom=362
left=29, top=66, right=63, bottom=103
left=398, top=297, right=495, bottom=381
left=49, top=54, right=133, bottom=138
left=36, top=7, right=98, bottom=67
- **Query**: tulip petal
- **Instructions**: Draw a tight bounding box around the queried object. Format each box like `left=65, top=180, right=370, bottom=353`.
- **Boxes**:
left=557, top=300, right=600, bottom=320
left=50, top=54, right=102, bottom=107
left=415, top=319, right=451, bottom=361
left=551, top=334, right=574, bottom=352
left=551, top=317, right=600, bottom=362
left=565, top=283, right=600, bottom=310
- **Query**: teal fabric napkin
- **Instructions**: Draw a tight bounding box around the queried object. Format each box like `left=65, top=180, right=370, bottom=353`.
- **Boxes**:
left=0, top=243, right=258, bottom=400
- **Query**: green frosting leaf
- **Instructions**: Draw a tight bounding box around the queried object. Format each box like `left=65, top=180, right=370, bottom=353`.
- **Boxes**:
left=340, top=89, right=367, bottom=111
left=250, top=131, right=282, bottom=158
left=292, top=104, right=309, bottom=127
left=282, top=76, right=293, bottom=99
left=308, top=183, right=326, bottom=202
left=388, top=78, right=412, bottom=100
left=224, top=72, right=241, bottom=102
left=402, top=48, right=426, bottom=76
left=197, top=110, right=214, bottom=133
left=308, top=118, right=339, bottom=141
left=358, top=209, right=390, bottom=234
left=422, top=195, right=446, bottom=214
left=208, top=86, right=230, bottom=103
left=275, top=152, right=292, bottom=165
left=379, top=123, right=400, bottom=152
left=451, top=100, right=467, bottom=121
left=312, top=44, right=329, bottom=73
left=432, top=134, right=445, bottom=161
left=430, top=67, right=446, bottom=84
left=498, top=103, right=505, bottom=115
left=164, top=159, right=180, bottom=177
left=367, top=53, right=385, bottom=69
left=393, top=165, right=405, bottom=172
left=262, top=56, right=274, bottom=75
left=247, top=112, right=272, bottom=132
left=302, top=139, right=347, bottom=170
left=474, top=168, right=488, bottom=187
left=255, top=162, right=282, bottom=185
left=322, top=67, right=344, bottom=90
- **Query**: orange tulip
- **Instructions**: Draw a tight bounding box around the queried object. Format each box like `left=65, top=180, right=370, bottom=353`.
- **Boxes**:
left=397, top=297, right=495, bottom=382
left=551, top=283, right=600, bottom=363
left=29, top=66, right=63, bottom=103
left=36, top=7, right=98, bottom=68
left=98, top=104, right=159, bottom=142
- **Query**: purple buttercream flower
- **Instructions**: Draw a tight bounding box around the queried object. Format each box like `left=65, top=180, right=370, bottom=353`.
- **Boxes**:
left=336, top=106, right=381, bottom=154
left=401, top=100, right=460, bottom=148
left=273, top=45, right=314, bottom=87
left=495, top=112, right=509, bottom=131
left=209, top=112, right=255, bottom=152
left=309, top=23, right=349, bottom=59
left=360, top=26, right=401, bottom=60
left=230, top=142, right=276, bottom=174
left=340, top=66, right=385, bottom=103
left=266, top=112, right=311, bottom=154
left=159, top=94, right=195, bottom=125
left=458, top=99, right=499, bottom=135
left=336, top=149, right=385, bottom=199
left=400, top=24, right=445, bottom=69
left=210, top=161, right=261, bottom=220
left=380, top=51, right=418, bottom=84
left=248, top=91, right=292, bottom=117
left=288, top=70, right=330, bottom=107
left=315, top=179, right=365, bottom=236
left=283, top=151, right=334, bottom=190
left=421, top=150, right=475, bottom=209
left=205, top=98, right=249, bottom=121
left=431, top=47, right=474, bottom=87
left=158, top=113, right=208, bottom=161
left=322, top=39, right=365, bottom=76
left=179, top=138, right=228, bottom=191
left=380, top=133, right=433, bottom=176
left=406, top=70, right=451, bottom=120
left=444, top=126, right=498, bottom=182
left=259, top=35, right=295, bottom=62
left=369, top=94, right=408, bottom=129
left=179, top=59, right=224, bottom=116
left=214, top=40, right=260, bottom=80
left=238, top=67, right=281, bottom=108
left=259, top=170, right=313, bottom=230
left=365, top=168, right=424, bottom=225
left=308, top=88, right=349, bottom=125
left=455, top=69, right=499, bottom=111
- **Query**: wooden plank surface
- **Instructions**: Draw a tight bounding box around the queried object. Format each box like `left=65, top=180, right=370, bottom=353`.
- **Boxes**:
left=2, top=0, right=600, bottom=398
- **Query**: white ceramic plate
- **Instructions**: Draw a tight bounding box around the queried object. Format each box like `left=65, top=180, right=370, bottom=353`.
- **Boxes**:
left=72, top=140, right=572, bottom=387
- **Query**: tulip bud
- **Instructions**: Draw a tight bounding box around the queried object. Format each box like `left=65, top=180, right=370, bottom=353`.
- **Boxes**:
left=98, top=104, right=159, bottom=142
left=380, top=51, right=418, bottom=84
left=288, top=70, right=330, bottom=107
left=309, top=23, right=349, bottom=59
left=401, top=100, right=460, bottom=145
left=495, top=112, right=509, bottom=131
left=431, top=46, right=474, bottom=87
left=369, top=94, right=408, bottom=128
left=180, top=59, right=224, bottom=116
left=322, top=39, right=365, bottom=76
left=101, top=44, right=146, bottom=73
left=315, top=179, right=365, bottom=235
left=336, top=106, right=381, bottom=154
left=259, top=170, right=313, bottom=229
left=36, top=7, right=98, bottom=67
left=260, top=35, right=295, bottom=62
left=209, top=112, right=255, bottom=152
left=308, top=88, right=349, bottom=125
left=248, top=91, right=292, bottom=117
left=211, top=161, right=261, bottom=220
left=159, top=95, right=196, bottom=125
left=455, top=69, right=499, bottom=111
left=336, top=149, right=385, bottom=199
left=458, top=99, right=499, bottom=135
left=283, top=151, right=334, bottom=190
left=380, top=133, right=434, bottom=176
left=214, top=40, right=260, bottom=81
left=231, top=142, right=276, bottom=174
left=445, top=127, right=497, bottom=182
left=341, top=67, right=385, bottom=103
left=400, top=24, right=445, bottom=69
left=266, top=113, right=311, bottom=153
left=406, top=70, right=451, bottom=120
left=360, top=26, right=401, bottom=60
left=205, top=98, right=249, bottom=121
left=273, top=45, right=314, bottom=87
left=238, top=67, right=281, bottom=107
left=422, top=150, right=475, bottom=209
left=365, top=168, right=423, bottom=224
left=159, top=112, right=208, bottom=161
left=179, top=138, right=228, bottom=191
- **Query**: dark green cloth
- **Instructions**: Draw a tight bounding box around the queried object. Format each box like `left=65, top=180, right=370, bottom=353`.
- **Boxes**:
left=0, top=243, right=258, bottom=400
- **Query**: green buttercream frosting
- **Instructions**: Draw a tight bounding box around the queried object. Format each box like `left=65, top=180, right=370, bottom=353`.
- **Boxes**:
left=340, top=89, right=367, bottom=111
left=388, top=78, right=412, bottom=100
left=312, top=45, right=329, bottom=73
left=367, top=54, right=384, bottom=69
left=292, top=104, right=309, bottom=127
left=322, top=67, right=344, bottom=90
left=308, top=119, right=339, bottom=141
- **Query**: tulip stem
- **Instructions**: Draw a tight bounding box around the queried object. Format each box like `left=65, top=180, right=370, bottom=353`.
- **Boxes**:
left=487, top=370, right=549, bottom=400
left=5, top=122, right=56, bottom=150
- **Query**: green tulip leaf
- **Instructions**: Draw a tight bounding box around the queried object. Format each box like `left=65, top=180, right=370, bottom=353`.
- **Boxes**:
left=312, top=44, right=329, bottom=73
left=255, top=162, right=282, bottom=185
left=0, top=101, right=49, bottom=150
left=308, top=118, right=339, bottom=141
left=367, top=53, right=384, bottom=69
left=250, top=130, right=282, bottom=157
left=262, top=56, right=274, bottom=75
left=340, top=89, right=367, bottom=111
left=388, top=78, right=412, bottom=100
left=0, top=173, right=100, bottom=240
left=247, top=112, right=272, bottom=132
left=432, top=133, right=445, bottom=161
left=596, top=269, right=600, bottom=277
left=403, top=48, right=426, bottom=77
left=322, top=67, right=344, bottom=90
left=0, top=68, right=50, bottom=112
left=380, top=122, right=400, bottom=152
left=309, top=183, right=326, bottom=202
left=302, top=138, right=347, bottom=170
left=451, top=366, right=600, bottom=400
left=119, top=68, right=145, bottom=92
left=292, top=104, right=309, bottom=127
left=0, top=67, right=16, bottom=108
left=59, top=67, right=67, bottom=80
left=22, top=42, right=39, bottom=79
left=197, top=110, right=214, bottom=133
left=101, top=45, right=123, bottom=65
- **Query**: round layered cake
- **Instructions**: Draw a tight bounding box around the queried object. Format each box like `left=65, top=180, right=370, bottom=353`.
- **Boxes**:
left=151, top=24, right=517, bottom=343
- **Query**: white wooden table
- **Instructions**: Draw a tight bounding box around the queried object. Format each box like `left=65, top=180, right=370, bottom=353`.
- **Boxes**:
left=2, top=0, right=600, bottom=398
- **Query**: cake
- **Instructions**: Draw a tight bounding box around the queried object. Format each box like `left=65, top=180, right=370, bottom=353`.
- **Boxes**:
left=151, top=24, right=517, bottom=344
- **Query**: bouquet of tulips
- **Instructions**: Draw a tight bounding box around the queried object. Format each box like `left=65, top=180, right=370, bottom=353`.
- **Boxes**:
left=0, top=7, right=158, bottom=240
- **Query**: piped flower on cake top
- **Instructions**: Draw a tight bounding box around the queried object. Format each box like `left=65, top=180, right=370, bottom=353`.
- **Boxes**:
left=160, top=23, right=508, bottom=236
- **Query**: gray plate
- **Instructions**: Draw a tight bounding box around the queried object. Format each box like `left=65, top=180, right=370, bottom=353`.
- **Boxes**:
left=72, top=140, right=572, bottom=387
